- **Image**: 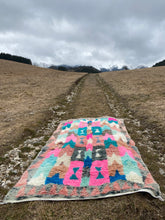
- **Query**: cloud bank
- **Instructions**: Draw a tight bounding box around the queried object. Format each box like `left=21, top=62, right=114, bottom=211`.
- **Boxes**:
left=1, top=0, right=165, bottom=68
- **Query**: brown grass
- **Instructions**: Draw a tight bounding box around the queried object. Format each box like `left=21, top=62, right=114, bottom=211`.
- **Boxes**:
left=0, top=60, right=86, bottom=152
left=0, top=64, right=165, bottom=219
left=100, top=67, right=165, bottom=131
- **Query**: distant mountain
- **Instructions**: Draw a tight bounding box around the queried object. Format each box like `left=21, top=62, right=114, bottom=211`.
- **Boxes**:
left=71, top=66, right=100, bottom=73
left=49, top=65, right=100, bottom=73
left=49, top=64, right=149, bottom=72
left=108, top=65, right=130, bottom=72
left=100, top=68, right=110, bottom=72
left=153, top=59, right=165, bottom=67
left=135, top=65, right=148, bottom=69
left=49, top=65, right=69, bottom=71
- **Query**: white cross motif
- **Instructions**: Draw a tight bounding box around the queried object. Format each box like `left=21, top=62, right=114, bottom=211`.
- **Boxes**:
left=95, top=128, right=100, bottom=133
left=76, top=150, right=82, bottom=159
left=96, top=149, right=101, bottom=157
left=81, top=130, right=84, bottom=134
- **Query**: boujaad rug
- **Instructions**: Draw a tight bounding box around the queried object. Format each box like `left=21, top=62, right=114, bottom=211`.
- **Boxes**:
left=3, top=117, right=163, bottom=203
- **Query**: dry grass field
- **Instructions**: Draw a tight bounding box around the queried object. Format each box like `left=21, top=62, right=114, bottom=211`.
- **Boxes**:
left=0, top=60, right=86, bottom=151
left=0, top=61, right=164, bottom=219
left=100, top=67, right=165, bottom=131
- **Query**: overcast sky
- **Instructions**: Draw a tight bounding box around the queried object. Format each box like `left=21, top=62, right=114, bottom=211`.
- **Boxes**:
left=0, top=0, right=165, bottom=68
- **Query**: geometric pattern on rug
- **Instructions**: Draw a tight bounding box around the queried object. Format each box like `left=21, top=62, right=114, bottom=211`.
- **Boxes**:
left=3, top=116, right=163, bottom=203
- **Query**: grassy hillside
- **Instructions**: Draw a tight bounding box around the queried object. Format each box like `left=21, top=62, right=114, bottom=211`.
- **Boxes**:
left=100, top=67, right=165, bottom=131
left=0, top=60, right=86, bottom=150
left=0, top=62, right=164, bottom=219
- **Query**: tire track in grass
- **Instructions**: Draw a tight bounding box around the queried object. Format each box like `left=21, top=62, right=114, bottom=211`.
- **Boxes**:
left=0, top=74, right=86, bottom=200
left=97, top=74, right=165, bottom=194
left=1, top=74, right=164, bottom=220
left=72, top=73, right=114, bottom=118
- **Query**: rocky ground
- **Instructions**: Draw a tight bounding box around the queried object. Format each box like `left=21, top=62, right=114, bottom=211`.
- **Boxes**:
left=0, top=63, right=165, bottom=219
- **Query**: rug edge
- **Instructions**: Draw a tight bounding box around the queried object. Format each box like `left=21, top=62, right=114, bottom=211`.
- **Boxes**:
left=2, top=188, right=164, bottom=204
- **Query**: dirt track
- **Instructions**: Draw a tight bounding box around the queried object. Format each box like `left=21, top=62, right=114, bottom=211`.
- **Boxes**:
left=73, top=74, right=112, bottom=118
left=0, top=63, right=165, bottom=219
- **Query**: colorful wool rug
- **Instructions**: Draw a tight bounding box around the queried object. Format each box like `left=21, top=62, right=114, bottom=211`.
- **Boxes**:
left=3, top=117, right=163, bottom=203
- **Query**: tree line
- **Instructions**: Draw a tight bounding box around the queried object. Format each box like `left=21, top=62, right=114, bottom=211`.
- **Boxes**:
left=0, top=52, right=32, bottom=65
left=153, top=59, right=165, bottom=67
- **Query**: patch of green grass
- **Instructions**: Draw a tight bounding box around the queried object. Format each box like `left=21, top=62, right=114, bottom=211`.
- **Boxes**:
left=18, top=152, right=27, bottom=159
left=22, top=128, right=35, bottom=138
left=43, top=135, right=49, bottom=142
left=0, top=157, right=6, bottom=163
left=0, top=157, right=10, bottom=166
left=21, top=146, right=32, bottom=153
left=33, top=142, right=41, bottom=146
left=0, top=186, right=8, bottom=196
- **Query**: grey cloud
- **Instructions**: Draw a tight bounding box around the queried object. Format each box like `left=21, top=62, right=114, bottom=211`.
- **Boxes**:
left=0, top=0, right=165, bottom=68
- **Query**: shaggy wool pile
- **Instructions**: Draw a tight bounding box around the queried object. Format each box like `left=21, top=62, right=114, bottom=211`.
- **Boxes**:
left=3, top=117, right=163, bottom=203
